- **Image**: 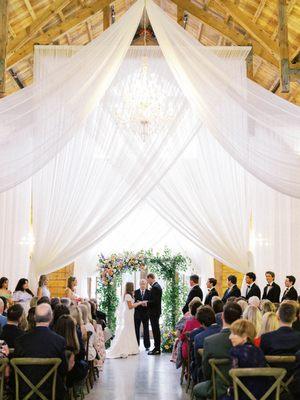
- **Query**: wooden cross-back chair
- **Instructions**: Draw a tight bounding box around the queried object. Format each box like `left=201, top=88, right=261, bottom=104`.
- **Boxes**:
left=229, top=367, right=286, bottom=400
left=0, top=358, right=8, bottom=399
left=265, top=355, right=296, bottom=396
left=10, top=357, right=61, bottom=400
left=209, top=358, right=231, bottom=400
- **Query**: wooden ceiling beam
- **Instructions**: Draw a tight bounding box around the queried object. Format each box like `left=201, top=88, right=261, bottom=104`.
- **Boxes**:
left=7, top=0, right=74, bottom=56
left=253, top=0, right=267, bottom=23
left=172, top=0, right=278, bottom=67
left=177, top=5, right=184, bottom=26
left=214, top=0, right=279, bottom=60
left=103, top=5, right=110, bottom=31
left=7, top=0, right=112, bottom=70
left=0, top=0, right=8, bottom=96
left=24, top=0, right=36, bottom=20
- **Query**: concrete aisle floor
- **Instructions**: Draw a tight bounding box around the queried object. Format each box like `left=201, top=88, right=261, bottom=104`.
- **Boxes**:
left=86, top=350, right=190, bottom=400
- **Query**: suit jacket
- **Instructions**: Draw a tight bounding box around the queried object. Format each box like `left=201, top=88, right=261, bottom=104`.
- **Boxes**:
left=204, top=287, right=219, bottom=305
left=281, top=286, right=298, bottom=302
left=262, top=282, right=281, bottom=303
left=0, top=324, right=24, bottom=348
left=134, top=288, right=150, bottom=320
left=13, top=326, right=68, bottom=399
left=148, top=282, right=162, bottom=316
left=202, top=328, right=232, bottom=398
left=245, top=282, right=261, bottom=300
left=182, top=285, right=203, bottom=314
left=222, top=285, right=241, bottom=303
left=194, top=323, right=221, bottom=356
left=260, top=326, right=300, bottom=355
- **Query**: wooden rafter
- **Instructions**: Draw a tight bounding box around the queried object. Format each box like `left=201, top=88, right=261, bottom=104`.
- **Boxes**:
left=23, top=0, right=36, bottom=20
left=86, top=21, right=93, bottom=41
left=7, top=0, right=112, bottom=70
left=7, top=0, right=74, bottom=56
left=172, top=0, right=278, bottom=67
left=271, top=0, right=297, bottom=40
left=0, top=0, right=8, bottom=96
left=253, top=0, right=267, bottom=23
left=177, top=5, right=184, bottom=26
left=214, top=0, right=279, bottom=60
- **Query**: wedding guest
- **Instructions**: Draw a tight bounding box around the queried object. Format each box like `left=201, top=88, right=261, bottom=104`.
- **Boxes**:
left=52, top=304, right=70, bottom=328
left=61, top=297, right=72, bottom=307
left=182, top=275, right=203, bottom=314
left=222, top=275, right=241, bottom=303
left=70, top=305, right=87, bottom=342
left=260, top=302, right=300, bottom=355
left=79, top=304, right=96, bottom=361
left=0, top=277, right=13, bottom=304
left=50, top=297, right=60, bottom=310
left=147, top=273, right=163, bottom=355
left=226, top=319, right=267, bottom=400
left=212, top=299, right=223, bottom=327
left=254, top=311, right=279, bottom=347
left=37, top=296, right=51, bottom=305
left=13, top=279, right=34, bottom=314
left=0, top=298, right=7, bottom=329
left=37, top=275, right=51, bottom=300
left=262, top=271, right=281, bottom=303
left=0, top=304, right=24, bottom=347
left=65, top=276, right=78, bottom=301
left=237, top=299, right=248, bottom=313
left=26, top=307, right=36, bottom=331
left=134, top=279, right=150, bottom=350
left=245, top=272, right=261, bottom=300
left=30, top=296, right=38, bottom=308
left=180, top=300, right=202, bottom=360
left=204, top=278, right=218, bottom=306
left=281, top=275, right=298, bottom=301
left=243, top=305, right=262, bottom=335
left=260, top=299, right=276, bottom=314
left=248, top=296, right=260, bottom=308
left=54, top=315, right=88, bottom=388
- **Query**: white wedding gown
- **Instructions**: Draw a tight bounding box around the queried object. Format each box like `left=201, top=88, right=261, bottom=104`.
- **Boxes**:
left=106, top=293, right=140, bottom=359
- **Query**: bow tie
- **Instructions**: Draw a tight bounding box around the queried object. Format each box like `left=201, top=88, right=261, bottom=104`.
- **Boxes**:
left=267, top=284, right=272, bottom=286
left=247, top=285, right=251, bottom=288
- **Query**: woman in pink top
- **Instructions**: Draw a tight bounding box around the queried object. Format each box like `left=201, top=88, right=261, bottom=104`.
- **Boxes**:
left=180, top=300, right=202, bottom=360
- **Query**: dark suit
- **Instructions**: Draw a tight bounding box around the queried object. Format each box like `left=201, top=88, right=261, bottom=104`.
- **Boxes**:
left=148, top=282, right=162, bottom=350
left=245, top=282, right=261, bottom=300
left=281, top=286, right=298, bottom=302
left=0, top=324, right=24, bottom=348
left=134, top=288, right=150, bottom=349
left=262, top=282, right=281, bottom=303
left=260, top=326, right=300, bottom=356
left=222, top=285, right=241, bottom=303
left=193, top=328, right=232, bottom=399
left=204, top=287, right=219, bottom=305
left=182, top=285, right=203, bottom=314
left=13, top=326, right=68, bottom=399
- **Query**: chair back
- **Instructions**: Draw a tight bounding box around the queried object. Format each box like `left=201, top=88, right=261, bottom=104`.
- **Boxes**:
left=229, top=367, right=286, bottom=400
left=85, top=331, right=93, bottom=362
left=10, top=357, right=61, bottom=400
left=209, top=358, right=231, bottom=400
left=265, top=355, right=296, bottom=395
left=0, top=358, right=8, bottom=399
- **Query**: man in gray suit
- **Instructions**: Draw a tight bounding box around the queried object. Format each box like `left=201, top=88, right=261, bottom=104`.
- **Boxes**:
left=193, top=302, right=242, bottom=400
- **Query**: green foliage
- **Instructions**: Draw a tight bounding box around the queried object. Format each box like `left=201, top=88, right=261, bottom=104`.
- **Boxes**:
left=96, top=279, right=119, bottom=333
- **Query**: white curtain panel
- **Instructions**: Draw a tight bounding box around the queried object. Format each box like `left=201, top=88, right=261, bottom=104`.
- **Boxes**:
left=0, top=182, right=31, bottom=289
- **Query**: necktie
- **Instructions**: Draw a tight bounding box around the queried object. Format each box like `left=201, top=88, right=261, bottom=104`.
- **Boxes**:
left=141, top=290, right=144, bottom=299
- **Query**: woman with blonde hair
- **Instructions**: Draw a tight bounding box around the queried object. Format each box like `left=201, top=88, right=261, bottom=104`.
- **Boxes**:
left=70, top=305, right=87, bottom=342
left=237, top=299, right=248, bottom=313
left=79, top=303, right=97, bottom=361
left=37, top=275, right=51, bottom=300
left=254, top=311, right=279, bottom=347
left=243, top=305, right=262, bottom=334
left=260, top=299, right=276, bottom=314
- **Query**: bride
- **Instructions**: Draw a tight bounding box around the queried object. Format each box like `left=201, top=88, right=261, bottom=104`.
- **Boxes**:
left=106, top=282, right=146, bottom=359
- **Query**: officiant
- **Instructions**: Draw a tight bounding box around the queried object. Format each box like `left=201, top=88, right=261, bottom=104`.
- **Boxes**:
left=134, top=279, right=151, bottom=351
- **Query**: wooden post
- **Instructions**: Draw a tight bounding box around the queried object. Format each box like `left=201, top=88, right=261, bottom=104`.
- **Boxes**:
left=103, top=5, right=110, bottom=30
left=278, top=0, right=290, bottom=92
left=177, top=5, right=184, bottom=27
left=0, top=0, right=8, bottom=97
left=246, top=45, right=254, bottom=80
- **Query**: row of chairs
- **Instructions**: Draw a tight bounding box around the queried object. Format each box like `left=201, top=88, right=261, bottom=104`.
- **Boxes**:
left=180, top=333, right=297, bottom=400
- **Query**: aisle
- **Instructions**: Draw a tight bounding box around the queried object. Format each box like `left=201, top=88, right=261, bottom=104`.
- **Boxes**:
left=87, top=350, right=190, bottom=400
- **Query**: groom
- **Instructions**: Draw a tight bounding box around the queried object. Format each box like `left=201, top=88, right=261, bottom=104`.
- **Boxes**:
left=146, top=273, right=162, bottom=355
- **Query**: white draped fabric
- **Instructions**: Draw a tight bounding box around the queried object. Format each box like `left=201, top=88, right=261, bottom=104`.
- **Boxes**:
left=0, top=0, right=300, bottom=292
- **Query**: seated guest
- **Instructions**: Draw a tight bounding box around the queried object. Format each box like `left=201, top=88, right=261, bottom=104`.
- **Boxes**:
left=193, top=302, right=242, bottom=400
left=212, top=299, right=223, bottom=327
left=254, top=311, right=279, bottom=347
left=222, top=275, right=241, bottom=303
left=37, top=296, right=51, bottom=305
left=0, top=298, right=7, bottom=329
left=36, top=275, right=51, bottom=300
left=0, top=304, right=24, bottom=348
left=248, top=295, right=260, bottom=308
left=54, top=315, right=88, bottom=387
left=13, top=279, right=34, bottom=314
left=237, top=299, right=248, bottom=313
left=50, top=297, right=60, bottom=310
left=182, top=275, right=203, bottom=314
left=245, top=272, right=261, bottom=300
left=243, top=305, right=262, bottom=336
left=204, top=278, right=218, bottom=306
left=282, top=275, right=298, bottom=301
left=70, top=305, right=87, bottom=342
left=79, top=304, right=97, bottom=361
left=52, top=304, right=70, bottom=328
left=262, top=271, right=281, bottom=303
left=27, top=307, right=36, bottom=331
left=180, top=300, right=202, bottom=360
left=13, top=304, right=69, bottom=399
left=260, top=299, right=276, bottom=314
left=293, top=303, right=300, bottom=332
left=61, top=297, right=72, bottom=308
left=225, top=319, right=267, bottom=400
left=260, top=302, right=300, bottom=355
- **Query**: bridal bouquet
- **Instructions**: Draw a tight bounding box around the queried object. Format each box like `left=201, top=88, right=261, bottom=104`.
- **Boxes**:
left=98, top=251, right=146, bottom=285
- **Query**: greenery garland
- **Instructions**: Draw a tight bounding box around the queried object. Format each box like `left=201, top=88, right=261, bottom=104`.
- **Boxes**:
left=96, top=247, right=190, bottom=338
